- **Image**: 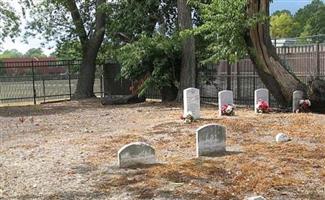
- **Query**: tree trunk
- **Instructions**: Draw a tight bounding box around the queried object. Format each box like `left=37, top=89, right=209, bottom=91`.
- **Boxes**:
left=177, top=0, right=196, bottom=101
left=161, top=83, right=178, bottom=102
left=246, top=0, right=306, bottom=107
left=67, top=0, right=106, bottom=99
left=73, top=51, right=97, bottom=99
left=246, top=0, right=325, bottom=112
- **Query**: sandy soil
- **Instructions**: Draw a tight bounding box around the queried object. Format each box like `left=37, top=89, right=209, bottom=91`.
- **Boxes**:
left=0, top=99, right=325, bottom=200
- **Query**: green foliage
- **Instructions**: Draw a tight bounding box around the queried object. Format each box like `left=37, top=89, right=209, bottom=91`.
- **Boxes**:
left=295, top=0, right=324, bottom=36
left=0, top=49, right=23, bottom=59
left=25, top=0, right=96, bottom=43
left=270, top=13, right=299, bottom=38
left=53, top=40, right=82, bottom=59
left=24, top=48, right=46, bottom=58
left=106, top=0, right=177, bottom=45
left=0, top=1, right=20, bottom=45
left=272, top=10, right=292, bottom=17
left=117, top=34, right=181, bottom=96
left=192, top=0, right=250, bottom=64
left=301, top=6, right=325, bottom=40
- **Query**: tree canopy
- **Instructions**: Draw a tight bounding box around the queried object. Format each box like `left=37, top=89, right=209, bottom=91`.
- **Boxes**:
left=0, top=49, right=23, bottom=59
left=0, top=1, right=20, bottom=45
left=270, top=12, right=299, bottom=38
left=24, top=48, right=46, bottom=58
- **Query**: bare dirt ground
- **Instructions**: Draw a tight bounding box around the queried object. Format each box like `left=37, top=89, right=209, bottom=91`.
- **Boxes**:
left=1, top=99, right=325, bottom=200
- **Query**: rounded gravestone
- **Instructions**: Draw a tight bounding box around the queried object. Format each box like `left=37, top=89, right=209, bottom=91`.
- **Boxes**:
left=292, top=90, right=304, bottom=113
left=183, top=88, right=200, bottom=119
left=254, top=88, right=269, bottom=113
left=118, top=142, right=156, bottom=168
left=218, top=90, right=234, bottom=116
left=196, top=124, right=226, bottom=157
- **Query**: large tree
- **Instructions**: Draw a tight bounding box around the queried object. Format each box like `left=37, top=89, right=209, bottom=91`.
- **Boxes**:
left=108, top=0, right=181, bottom=101
left=196, top=0, right=325, bottom=112
left=0, top=49, right=23, bottom=59
left=26, top=0, right=106, bottom=99
left=24, top=48, right=46, bottom=58
left=295, top=0, right=324, bottom=37
left=177, top=0, right=196, bottom=100
left=270, top=12, right=299, bottom=38
left=300, top=5, right=325, bottom=40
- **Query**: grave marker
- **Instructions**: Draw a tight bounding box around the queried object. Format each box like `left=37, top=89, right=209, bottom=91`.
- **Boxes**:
left=118, top=142, right=156, bottom=168
left=218, top=90, right=234, bottom=116
left=196, top=124, right=226, bottom=157
left=183, top=88, right=200, bottom=119
left=254, top=88, right=269, bottom=113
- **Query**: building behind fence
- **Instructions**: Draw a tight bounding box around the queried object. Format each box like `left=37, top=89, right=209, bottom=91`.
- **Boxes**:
left=0, top=42, right=324, bottom=106
left=0, top=58, right=104, bottom=105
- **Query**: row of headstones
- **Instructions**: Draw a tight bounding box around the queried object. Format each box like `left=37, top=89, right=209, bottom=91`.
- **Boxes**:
left=183, top=87, right=306, bottom=117
left=118, top=124, right=226, bottom=168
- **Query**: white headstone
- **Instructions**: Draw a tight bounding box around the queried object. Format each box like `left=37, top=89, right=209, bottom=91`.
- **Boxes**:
left=218, top=90, right=234, bottom=116
left=183, top=88, right=200, bottom=119
left=254, top=88, right=269, bottom=113
left=292, top=90, right=304, bottom=113
left=118, top=142, right=156, bottom=168
left=196, top=124, right=226, bottom=157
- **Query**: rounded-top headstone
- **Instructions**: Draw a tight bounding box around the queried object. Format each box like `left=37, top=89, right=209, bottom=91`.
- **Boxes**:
left=254, top=88, right=269, bottom=113
left=196, top=124, right=226, bottom=157
left=292, top=90, right=304, bottom=113
left=218, top=90, right=234, bottom=116
left=118, top=142, right=156, bottom=168
left=183, top=88, right=200, bottom=119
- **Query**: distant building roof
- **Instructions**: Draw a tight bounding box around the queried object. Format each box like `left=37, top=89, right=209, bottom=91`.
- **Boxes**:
left=271, top=38, right=297, bottom=47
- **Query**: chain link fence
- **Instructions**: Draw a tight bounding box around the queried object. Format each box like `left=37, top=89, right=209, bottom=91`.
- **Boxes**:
left=0, top=59, right=104, bottom=105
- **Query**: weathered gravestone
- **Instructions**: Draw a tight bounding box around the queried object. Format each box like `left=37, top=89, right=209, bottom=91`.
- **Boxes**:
left=218, top=90, right=234, bottom=116
left=118, top=142, right=156, bottom=168
left=254, top=88, right=269, bottom=113
left=196, top=124, right=226, bottom=157
left=292, top=90, right=304, bottom=113
left=183, top=88, right=200, bottom=119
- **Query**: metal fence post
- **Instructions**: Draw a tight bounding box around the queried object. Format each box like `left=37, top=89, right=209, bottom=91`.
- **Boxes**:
left=32, top=60, right=37, bottom=105
left=68, top=61, right=72, bottom=99
left=226, top=61, right=231, bottom=90
left=316, top=42, right=320, bottom=78
left=253, top=67, right=256, bottom=92
left=42, top=79, right=46, bottom=103
left=236, top=62, right=241, bottom=103
left=100, top=74, right=103, bottom=98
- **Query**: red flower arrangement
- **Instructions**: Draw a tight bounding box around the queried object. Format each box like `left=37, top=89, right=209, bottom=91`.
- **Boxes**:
left=296, top=99, right=311, bottom=113
left=256, top=100, right=270, bottom=113
left=221, top=104, right=235, bottom=116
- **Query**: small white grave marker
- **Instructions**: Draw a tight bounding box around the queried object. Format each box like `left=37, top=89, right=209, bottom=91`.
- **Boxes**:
left=183, top=88, right=200, bottom=119
left=254, top=88, right=269, bottom=113
left=118, top=142, right=156, bottom=168
left=218, top=90, right=234, bottom=116
left=196, top=124, right=226, bottom=157
left=292, top=90, right=304, bottom=113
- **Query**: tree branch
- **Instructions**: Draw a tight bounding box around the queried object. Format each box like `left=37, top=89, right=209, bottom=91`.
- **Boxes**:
left=65, top=0, right=88, bottom=48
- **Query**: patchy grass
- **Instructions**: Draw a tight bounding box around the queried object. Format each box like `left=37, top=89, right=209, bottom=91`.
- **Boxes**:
left=1, top=100, right=325, bottom=199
